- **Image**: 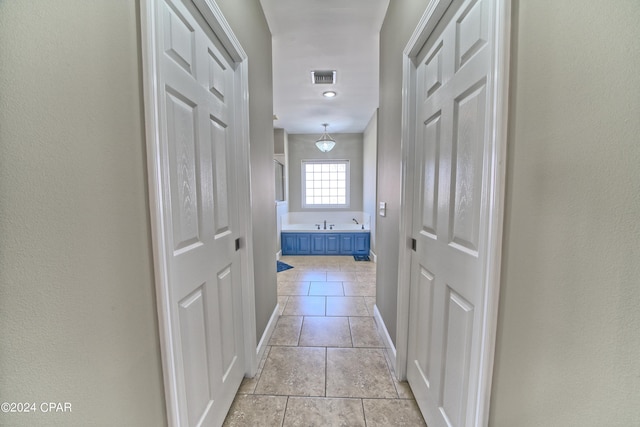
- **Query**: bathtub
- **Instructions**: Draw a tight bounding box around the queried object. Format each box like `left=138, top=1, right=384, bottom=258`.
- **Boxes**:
left=282, top=223, right=369, bottom=232
left=281, top=223, right=370, bottom=255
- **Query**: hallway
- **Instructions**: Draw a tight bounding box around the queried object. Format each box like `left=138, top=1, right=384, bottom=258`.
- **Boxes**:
left=223, top=256, right=426, bottom=426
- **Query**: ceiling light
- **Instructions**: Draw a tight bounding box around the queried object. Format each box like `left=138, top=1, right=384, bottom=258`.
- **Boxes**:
left=323, top=91, right=337, bottom=98
left=315, top=123, right=336, bottom=153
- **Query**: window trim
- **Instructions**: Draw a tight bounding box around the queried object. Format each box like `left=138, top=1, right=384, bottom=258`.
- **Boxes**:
left=301, top=160, right=350, bottom=209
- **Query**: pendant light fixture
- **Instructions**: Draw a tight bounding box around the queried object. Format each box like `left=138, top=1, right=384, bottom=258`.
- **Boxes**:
left=315, top=123, right=336, bottom=153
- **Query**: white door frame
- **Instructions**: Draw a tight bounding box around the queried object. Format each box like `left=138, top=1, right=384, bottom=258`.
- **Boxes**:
left=140, top=0, right=257, bottom=425
left=395, top=0, right=510, bottom=425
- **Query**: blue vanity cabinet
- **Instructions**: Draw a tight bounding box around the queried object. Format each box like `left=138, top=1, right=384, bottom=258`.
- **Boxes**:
left=325, top=234, right=340, bottom=254
left=339, top=234, right=354, bottom=254
left=296, top=234, right=311, bottom=254
left=281, top=232, right=370, bottom=256
left=282, top=233, right=297, bottom=254
left=354, top=233, right=370, bottom=255
left=311, top=234, right=326, bottom=254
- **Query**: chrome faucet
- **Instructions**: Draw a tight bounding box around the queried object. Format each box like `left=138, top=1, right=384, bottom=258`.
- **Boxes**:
left=323, top=220, right=327, bottom=230
left=352, top=218, right=359, bottom=224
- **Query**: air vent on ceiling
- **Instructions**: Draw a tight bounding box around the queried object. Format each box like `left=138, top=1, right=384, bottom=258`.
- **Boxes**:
left=311, top=70, right=337, bottom=85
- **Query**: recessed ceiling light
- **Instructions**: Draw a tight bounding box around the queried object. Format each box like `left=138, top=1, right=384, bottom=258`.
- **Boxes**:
left=323, top=91, right=337, bottom=98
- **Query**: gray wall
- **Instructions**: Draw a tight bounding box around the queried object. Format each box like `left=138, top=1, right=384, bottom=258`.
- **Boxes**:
left=378, top=0, right=640, bottom=425
left=287, top=133, right=364, bottom=213
left=363, top=111, right=378, bottom=254
left=0, top=1, right=276, bottom=426
left=377, top=0, right=429, bottom=345
left=0, top=1, right=166, bottom=426
left=490, top=1, right=640, bottom=425
left=216, top=0, right=277, bottom=343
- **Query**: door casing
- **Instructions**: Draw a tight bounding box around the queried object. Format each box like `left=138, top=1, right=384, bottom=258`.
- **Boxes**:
left=395, top=0, right=511, bottom=425
left=140, top=0, right=257, bottom=425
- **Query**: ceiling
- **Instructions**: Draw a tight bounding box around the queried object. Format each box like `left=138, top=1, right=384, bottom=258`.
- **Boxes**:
left=259, top=0, right=390, bottom=135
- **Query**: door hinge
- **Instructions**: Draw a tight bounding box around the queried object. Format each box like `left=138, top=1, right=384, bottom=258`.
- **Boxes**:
left=411, top=238, right=417, bottom=252
left=235, top=238, right=241, bottom=251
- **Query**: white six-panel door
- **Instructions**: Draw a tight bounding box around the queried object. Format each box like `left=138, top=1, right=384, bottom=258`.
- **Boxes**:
left=406, top=0, right=499, bottom=426
left=156, top=0, right=245, bottom=425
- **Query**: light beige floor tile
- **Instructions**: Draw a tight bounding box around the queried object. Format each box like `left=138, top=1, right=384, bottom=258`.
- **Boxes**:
left=320, top=261, right=343, bottom=271
left=356, top=272, right=377, bottom=282
left=237, top=256, right=424, bottom=424
left=255, top=347, right=326, bottom=396
left=237, top=376, right=258, bottom=394
left=308, top=281, right=344, bottom=296
left=223, top=394, right=287, bottom=426
left=282, top=296, right=326, bottom=316
left=349, top=317, right=384, bottom=347
left=364, top=297, right=376, bottom=316
left=237, top=346, right=271, bottom=394
left=340, top=264, right=359, bottom=272
left=326, top=348, right=397, bottom=398
left=355, top=262, right=376, bottom=272
left=297, top=271, right=327, bottom=281
left=381, top=347, right=416, bottom=400
left=299, top=316, right=352, bottom=347
left=327, top=271, right=358, bottom=282
left=283, top=397, right=365, bottom=427
left=393, top=379, right=415, bottom=400
left=277, top=296, right=288, bottom=315
left=362, top=399, right=427, bottom=426
left=326, top=296, right=369, bottom=316
left=269, top=316, right=303, bottom=346
left=343, top=281, right=376, bottom=297
left=278, top=281, right=310, bottom=296
left=277, top=269, right=299, bottom=282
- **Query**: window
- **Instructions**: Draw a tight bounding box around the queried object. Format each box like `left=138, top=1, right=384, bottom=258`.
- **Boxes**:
left=302, top=160, right=349, bottom=208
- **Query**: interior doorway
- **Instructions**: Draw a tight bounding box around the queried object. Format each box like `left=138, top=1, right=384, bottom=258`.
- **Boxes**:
left=396, top=0, right=511, bottom=425
left=140, top=0, right=257, bottom=424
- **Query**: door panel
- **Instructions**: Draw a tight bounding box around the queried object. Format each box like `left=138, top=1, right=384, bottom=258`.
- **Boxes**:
left=159, top=0, right=245, bottom=425
left=164, top=2, right=195, bottom=75
left=166, top=89, right=201, bottom=253
left=421, top=113, right=441, bottom=238
left=441, top=288, right=474, bottom=427
left=414, top=267, right=435, bottom=386
left=178, top=286, right=212, bottom=426
left=455, top=0, right=488, bottom=70
left=450, top=80, right=486, bottom=255
left=407, top=0, right=492, bottom=426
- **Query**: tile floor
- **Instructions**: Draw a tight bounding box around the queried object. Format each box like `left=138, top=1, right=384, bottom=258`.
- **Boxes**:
left=223, top=256, right=426, bottom=426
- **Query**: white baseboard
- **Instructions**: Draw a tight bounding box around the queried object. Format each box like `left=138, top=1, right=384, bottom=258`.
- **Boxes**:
left=254, top=303, right=279, bottom=376
left=373, top=304, right=397, bottom=377
left=276, top=250, right=282, bottom=260
left=369, top=250, right=377, bottom=263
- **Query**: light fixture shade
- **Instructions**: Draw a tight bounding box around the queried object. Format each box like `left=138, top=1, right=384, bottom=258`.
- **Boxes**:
left=316, top=123, right=336, bottom=152
left=315, top=139, right=336, bottom=152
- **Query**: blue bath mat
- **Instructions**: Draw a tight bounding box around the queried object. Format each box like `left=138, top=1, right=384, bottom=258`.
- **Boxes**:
left=277, top=260, right=294, bottom=272
left=353, top=255, right=370, bottom=261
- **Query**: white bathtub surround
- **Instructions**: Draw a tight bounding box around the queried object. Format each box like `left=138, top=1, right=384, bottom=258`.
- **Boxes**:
left=282, top=211, right=371, bottom=230
left=283, top=223, right=369, bottom=232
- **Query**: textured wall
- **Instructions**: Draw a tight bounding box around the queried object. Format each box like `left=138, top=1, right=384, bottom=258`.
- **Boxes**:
left=287, top=133, right=364, bottom=213
left=363, top=111, right=379, bottom=253
left=377, top=0, right=431, bottom=344
left=0, top=1, right=166, bottom=426
left=215, top=0, right=277, bottom=342
left=490, top=1, right=640, bottom=425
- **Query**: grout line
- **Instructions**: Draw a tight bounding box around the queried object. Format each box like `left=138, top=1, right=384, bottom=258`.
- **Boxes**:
left=323, top=346, right=328, bottom=398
